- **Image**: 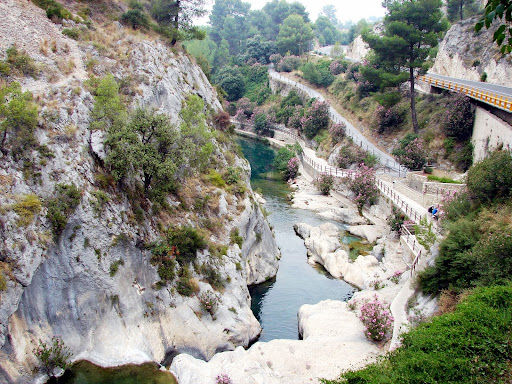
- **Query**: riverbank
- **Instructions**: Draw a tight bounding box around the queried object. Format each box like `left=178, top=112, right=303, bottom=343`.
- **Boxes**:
left=169, top=136, right=424, bottom=383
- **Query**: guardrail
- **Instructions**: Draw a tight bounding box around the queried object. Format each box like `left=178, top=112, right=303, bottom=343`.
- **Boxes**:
left=417, top=74, right=512, bottom=113
left=376, top=179, right=424, bottom=225
left=402, top=225, right=423, bottom=276
left=300, top=150, right=355, bottom=178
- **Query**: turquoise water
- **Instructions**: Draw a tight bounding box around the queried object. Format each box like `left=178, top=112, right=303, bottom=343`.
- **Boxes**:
left=239, top=137, right=355, bottom=342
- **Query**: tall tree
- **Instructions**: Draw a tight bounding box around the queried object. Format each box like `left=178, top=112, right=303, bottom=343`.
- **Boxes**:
left=209, top=0, right=251, bottom=46
left=320, top=5, right=339, bottom=26
left=276, top=14, right=314, bottom=55
left=447, top=0, right=479, bottom=21
left=151, top=0, right=207, bottom=45
left=364, top=0, right=447, bottom=133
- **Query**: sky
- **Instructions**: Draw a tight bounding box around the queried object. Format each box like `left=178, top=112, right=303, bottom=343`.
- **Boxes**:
left=197, top=0, right=387, bottom=26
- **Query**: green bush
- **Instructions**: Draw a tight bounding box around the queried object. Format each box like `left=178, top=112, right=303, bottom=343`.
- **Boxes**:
left=466, top=150, right=512, bottom=205
left=323, top=285, right=512, bottom=384
left=6, top=45, right=38, bottom=77
left=62, top=28, right=80, bottom=40
left=46, top=184, right=81, bottom=236
left=199, top=263, right=224, bottom=290
left=314, top=174, right=334, bottom=195
left=426, top=175, right=462, bottom=184
left=109, top=259, right=124, bottom=277
left=273, top=145, right=297, bottom=179
left=153, top=226, right=207, bottom=267
left=121, top=9, right=150, bottom=29
left=12, top=194, right=42, bottom=227
left=176, top=276, right=195, bottom=296
left=443, top=94, right=474, bottom=141
left=0, top=82, right=38, bottom=158
left=300, top=60, right=335, bottom=87
left=230, top=228, right=243, bottom=248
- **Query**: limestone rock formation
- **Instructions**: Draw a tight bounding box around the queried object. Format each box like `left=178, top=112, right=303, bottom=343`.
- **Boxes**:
left=0, top=1, right=279, bottom=382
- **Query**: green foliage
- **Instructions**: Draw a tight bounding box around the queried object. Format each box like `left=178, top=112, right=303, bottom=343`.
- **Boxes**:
left=109, top=259, right=124, bottom=277
left=414, top=216, right=436, bottom=251
left=273, top=144, right=296, bottom=179
left=476, top=0, right=512, bottom=53
left=207, top=169, right=226, bottom=188
left=121, top=9, right=150, bottom=30
left=214, top=66, right=245, bottom=101
left=90, top=190, right=110, bottom=214
left=12, top=194, right=42, bottom=227
left=89, top=75, right=127, bottom=132
left=324, top=285, right=512, bottom=384
left=0, top=82, right=38, bottom=158
left=314, top=174, right=335, bottom=195
left=176, top=276, right=196, bottom=296
left=426, top=175, right=462, bottom=184
left=466, top=150, right=512, bottom=205
left=62, top=28, right=80, bottom=40
left=388, top=205, right=408, bottom=233
left=5, top=45, right=38, bottom=77
left=240, top=64, right=270, bottom=104
left=300, top=60, right=335, bottom=87
left=164, top=226, right=206, bottom=264
left=392, top=133, right=427, bottom=170
left=447, top=0, right=479, bottom=21
left=33, top=337, right=72, bottom=378
left=277, top=14, right=314, bottom=55
left=443, top=94, right=474, bottom=141
left=230, top=228, right=243, bottom=248
left=199, top=262, right=224, bottom=290
left=46, top=184, right=81, bottom=236
left=363, top=0, right=447, bottom=132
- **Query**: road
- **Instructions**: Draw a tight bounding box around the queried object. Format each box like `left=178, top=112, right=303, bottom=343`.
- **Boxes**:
left=269, top=68, right=407, bottom=176
left=418, top=73, right=512, bottom=113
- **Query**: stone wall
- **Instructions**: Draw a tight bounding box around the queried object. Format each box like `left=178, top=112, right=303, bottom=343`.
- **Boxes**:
left=472, top=106, right=512, bottom=162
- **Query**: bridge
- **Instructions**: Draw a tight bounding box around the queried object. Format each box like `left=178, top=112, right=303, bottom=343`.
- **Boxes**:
left=417, top=73, right=512, bottom=113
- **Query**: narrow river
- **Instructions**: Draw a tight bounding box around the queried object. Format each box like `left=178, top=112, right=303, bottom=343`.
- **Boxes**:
left=239, top=137, right=355, bottom=341
left=53, top=137, right=354, bottom=383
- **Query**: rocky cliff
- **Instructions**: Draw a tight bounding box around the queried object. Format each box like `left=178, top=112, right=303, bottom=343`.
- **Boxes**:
left=431, top=17, right=512, bottom=87
left=0, top=1, right=279, bottom=382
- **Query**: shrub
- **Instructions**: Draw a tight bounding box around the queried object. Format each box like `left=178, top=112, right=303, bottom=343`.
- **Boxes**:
left=329, top=59, right=347, bottom=75
left=121, top=9, right=150, bottom=29
left=274, top=144, right=297, bottom=179
left=276, top=55, right=301, bottom=72
left=269, top=53, right=282, bottom=66
left=109, top=259, right=124, bottom=277
left=388, top=205, right=407, bottom=234
left=300, top=60, right=335, bottom=87
left=216, top=373, right=233, bottom=384
left=336, top=145, right=365, bottom=168
left=33, top=337, right=72, bottom=379
left=314, top=174, right=334, bottom=195
left=286, top=157, right=300, bottom=180
left=211, top=110, right=231, bottom=131
left=376, top=105, right=403, bottom=133
left=46, top=184, right=81, bottom=236
left=390, top=270, right=403, bottom=284
left=301, top=100, right=329, bottom=139
left=12, top=194, right=42, bottom=227
left=359, top=296, right=393, bottom=342
left=176, top=276, right=197, bottom=296
left=198, top=290, right=219, bottom=319
left=166, top=226, right=207, bottom=264
left=346, top=164, right=378, bottom=213
left=62, top=28, right=80, bottom=40
left=90, top=190, right=110, bottom=214
left=199, top=263, right=224, bottom=290
left=0, top=82, right=38, bottom=158
left=443, top=94, right=474, bottom=141
left=230, top=228, right=243, bottom=248
left=466, top=150, right=512, bottom=205
left=329, top=122, right=346, bottom=143
left=6, top=45, right=38, bottom=77
left=327, top=285, right=512, bottom=384
left=392, top=134, right=427, bottom=170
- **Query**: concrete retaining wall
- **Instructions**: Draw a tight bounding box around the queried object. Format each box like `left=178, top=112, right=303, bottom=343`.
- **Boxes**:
left=472, top=106, right=512, bottom=163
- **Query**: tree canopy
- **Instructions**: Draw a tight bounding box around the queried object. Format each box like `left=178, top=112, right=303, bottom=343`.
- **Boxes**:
left=476, top=0, right=512, bottom=54
left=277, top=14, right=314, bottom=55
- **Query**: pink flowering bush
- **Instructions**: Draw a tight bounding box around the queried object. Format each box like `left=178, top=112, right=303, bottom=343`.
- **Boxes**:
left=376, top=105, right=403, bottom=133
left=359, top=296, right=394, bottom=342
left=390, top=270, right=403, bottom=284
left=329, top=59, right=346, bottom=75
left=287, top=105, right=304, bottom=130
left=276, top=55, right=301, bottom=72
left=336, top=144, right=366, bottom=168
left=286, top=157, right=300, bottom=180
left=329, top=122, right=346, bottom=143
left=392, top=134, right=427, bottom=170
left=301, top=100, right=330, bottom=139
left=33, top=336, right=72, bottom=378
left=269, top=53, right=283, bottom=66
left=443, top=94, right=474, bottom=140
left=216, top=373, right=233, bottom=384
left=236, top=97, right=255, bottom=119
left=198, top=290, right=219, bottom=320
left=345, top=164, right=378, bottom=213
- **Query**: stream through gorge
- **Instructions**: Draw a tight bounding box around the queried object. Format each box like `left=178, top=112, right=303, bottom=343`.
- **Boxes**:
left=53, top=136, right=355, bottom=383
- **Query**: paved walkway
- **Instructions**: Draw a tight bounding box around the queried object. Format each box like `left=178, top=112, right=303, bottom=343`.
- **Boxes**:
left=269, top=69, right=407, bottom=176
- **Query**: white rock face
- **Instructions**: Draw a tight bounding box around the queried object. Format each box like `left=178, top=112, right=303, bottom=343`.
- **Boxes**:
left=0, top=2, right=279, bottom=382
left=346, top=35, right=370, bottom=62
left=431, top=17, right=512, bottom=87
left=171, top=300, right=381, bottom=384
left=295, top=222, right=405, bottom=290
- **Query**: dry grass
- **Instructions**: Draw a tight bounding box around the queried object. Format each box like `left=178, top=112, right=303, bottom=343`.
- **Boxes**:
left=435, top=289, right=460, bottom=315
left=57, top=58, right=76, bottom=75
